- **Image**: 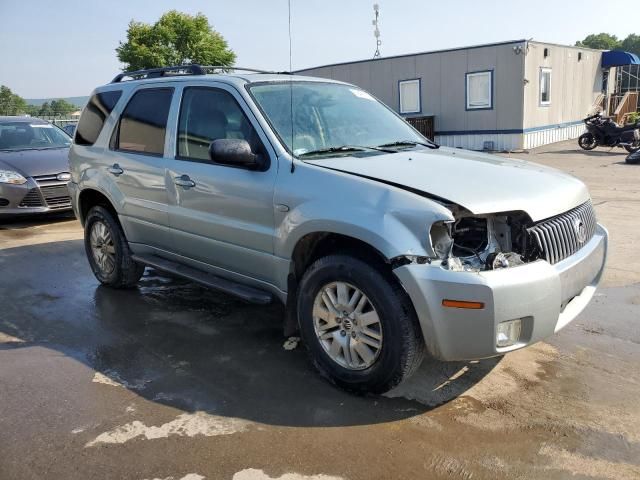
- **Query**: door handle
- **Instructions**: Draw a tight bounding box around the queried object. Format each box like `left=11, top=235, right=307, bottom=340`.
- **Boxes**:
left=174, top=175, right=196, bottom=188
left=107, top=164, right=124, bottom=176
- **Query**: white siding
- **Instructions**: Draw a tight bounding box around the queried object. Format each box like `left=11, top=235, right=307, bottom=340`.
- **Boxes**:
left=436, top=133, right=522, bottom=151
left=523, top=123, right=586, bottom=149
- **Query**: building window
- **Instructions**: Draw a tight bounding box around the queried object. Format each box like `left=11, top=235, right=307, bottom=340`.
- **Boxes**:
left=398, top=79, right=421, bottom=114
left=465, top=71, right=493, bottom=110
left=540, top=68, right=552, bottom=106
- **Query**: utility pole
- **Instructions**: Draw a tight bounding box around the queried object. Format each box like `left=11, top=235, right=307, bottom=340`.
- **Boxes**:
left=372, top=4, right=381, bottom=58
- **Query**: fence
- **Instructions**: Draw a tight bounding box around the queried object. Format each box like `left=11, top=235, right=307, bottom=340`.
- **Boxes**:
left=0, top=112, right=79, bottom=129
left=608, top=92, right=639, bottom=124
left=406, top=115, right=435, bottom=140
left=34, top=115, right=79, bottom=129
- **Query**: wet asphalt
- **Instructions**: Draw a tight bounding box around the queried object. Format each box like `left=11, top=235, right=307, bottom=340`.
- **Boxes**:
left=1, top=142, right=640, bottom=480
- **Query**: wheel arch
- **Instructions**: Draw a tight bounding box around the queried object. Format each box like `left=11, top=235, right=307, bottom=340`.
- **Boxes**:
left=282, top=229, right=415, bottom=337
left=77, top=188, right=119, bottom=226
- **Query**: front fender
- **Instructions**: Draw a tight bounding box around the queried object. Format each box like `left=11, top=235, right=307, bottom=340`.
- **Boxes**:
left=274, top=162, right=454, bottom=262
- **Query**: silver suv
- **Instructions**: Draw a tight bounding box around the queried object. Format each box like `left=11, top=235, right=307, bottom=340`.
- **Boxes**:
left=69, top=65, right=608, bottom=393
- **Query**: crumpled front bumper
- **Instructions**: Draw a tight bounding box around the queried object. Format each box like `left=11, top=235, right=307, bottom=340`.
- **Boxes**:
left=394, top=224, right=608, bottom=361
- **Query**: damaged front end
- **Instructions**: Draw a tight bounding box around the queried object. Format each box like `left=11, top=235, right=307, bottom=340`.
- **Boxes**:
left=429, top=207, right=541, bottom=272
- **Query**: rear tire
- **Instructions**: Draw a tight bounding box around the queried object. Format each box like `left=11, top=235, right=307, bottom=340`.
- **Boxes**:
left=578, top=133, right=598, bottom=150
left=297, top=254, right=425, bottom=394
left=84, top=206, right=145, bottom=288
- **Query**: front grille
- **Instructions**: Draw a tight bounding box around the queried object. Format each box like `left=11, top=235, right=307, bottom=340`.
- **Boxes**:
left=19, top=189, right=44, bottom=208
left=40, top=184, right=71, bottom=208
left=527, top=201, right=597, bottom=264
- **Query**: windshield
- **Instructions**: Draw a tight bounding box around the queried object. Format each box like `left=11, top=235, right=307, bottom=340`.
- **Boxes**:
left=0, top=121, right=71, bottom=151
left=248, top=82, right=430, bottom=157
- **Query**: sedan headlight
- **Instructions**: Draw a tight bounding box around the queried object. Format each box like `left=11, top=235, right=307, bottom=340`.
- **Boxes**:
left=0, top=170, right=27, bottom=185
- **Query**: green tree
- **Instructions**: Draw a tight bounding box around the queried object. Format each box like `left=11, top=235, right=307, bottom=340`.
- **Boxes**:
left=0, top=85, right=28, bottom=115
left=621, top=34, right=640, bottom=56
left=38, top=102, right=52, bottom=117
left=575, top=33, right=621, bottom=50
left=49, top=99, right=78, bottom=115
left=116, top=10, right=236, bottom=71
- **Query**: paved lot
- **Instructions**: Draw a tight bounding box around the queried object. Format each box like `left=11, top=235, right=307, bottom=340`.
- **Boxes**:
left=1, top=141, right=639, bottom=480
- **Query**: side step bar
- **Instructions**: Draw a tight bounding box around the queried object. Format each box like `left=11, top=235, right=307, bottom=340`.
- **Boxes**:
left=132, top=254, right=273, bottom=305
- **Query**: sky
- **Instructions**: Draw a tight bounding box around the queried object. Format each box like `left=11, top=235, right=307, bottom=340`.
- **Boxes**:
left=0, top=0, right=638, bottom=99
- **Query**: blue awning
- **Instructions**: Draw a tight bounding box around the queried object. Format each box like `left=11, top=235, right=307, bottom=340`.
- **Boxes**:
left=602, top=50, right=640, bottom=68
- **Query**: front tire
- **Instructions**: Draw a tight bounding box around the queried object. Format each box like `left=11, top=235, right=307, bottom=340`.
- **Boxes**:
left=626, top=151, right=640, bottom=164
left=578, top=133, right=598, bottom=150
left=84, top=206, right=145, bottom=288
left=297, top=254, right=425, bottom=394
left=624, top=139, right=640, bottom=153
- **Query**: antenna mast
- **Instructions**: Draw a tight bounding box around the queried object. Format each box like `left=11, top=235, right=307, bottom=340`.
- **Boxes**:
left=372, top=4, right=382, bottom=58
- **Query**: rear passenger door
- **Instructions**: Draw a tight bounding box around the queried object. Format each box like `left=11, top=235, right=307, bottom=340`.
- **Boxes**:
left=105, top=86, right=174, bottom=251
left=165, top=84, right=278, bottom=284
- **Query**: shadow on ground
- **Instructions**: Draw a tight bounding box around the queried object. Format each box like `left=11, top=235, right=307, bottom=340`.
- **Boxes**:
left=0, top=211, right=76, bottom=229
left=537, top=148, right=629, bottom=157
left=0, top=239, right=500, bottom=428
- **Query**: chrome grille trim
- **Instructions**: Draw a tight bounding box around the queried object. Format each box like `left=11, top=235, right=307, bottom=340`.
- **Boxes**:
left=33, top=174, right=60, bottom=183
left=527, top=201, right=597, bottom=264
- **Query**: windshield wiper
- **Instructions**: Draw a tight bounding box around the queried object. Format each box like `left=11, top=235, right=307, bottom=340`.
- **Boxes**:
left=298, top=145, right=394, bottom=158
left=377, top=139, right=439, bottom=150
left=0, top=146, right=68, bottom=152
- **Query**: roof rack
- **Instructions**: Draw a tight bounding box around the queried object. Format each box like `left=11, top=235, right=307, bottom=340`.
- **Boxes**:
left=110, top=64, right=286, bottom=83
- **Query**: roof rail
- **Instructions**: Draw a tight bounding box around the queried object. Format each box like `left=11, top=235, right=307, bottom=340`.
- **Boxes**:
left=111, top=64, right=286, bottom=83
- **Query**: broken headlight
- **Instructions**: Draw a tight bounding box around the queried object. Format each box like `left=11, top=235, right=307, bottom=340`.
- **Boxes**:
left=429, top=214, right=526, bottom=271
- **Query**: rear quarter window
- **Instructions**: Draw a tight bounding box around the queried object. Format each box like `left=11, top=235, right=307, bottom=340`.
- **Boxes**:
left=75, top=90, right=122, bottom=146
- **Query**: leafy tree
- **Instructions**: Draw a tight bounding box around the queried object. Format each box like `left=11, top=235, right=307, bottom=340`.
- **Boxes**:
left=575, top=33, right=621, bottom=50
left=116, top=10, right=236, bottom=71
left=0, top=85, right=27, bottom=115
left=24, top=104, right=40, bottom=116
left=49, top=99, right=78, bottom=115
left=38, top=102, right=52, bottom=116
left=621, top=34, right=640, bottom=56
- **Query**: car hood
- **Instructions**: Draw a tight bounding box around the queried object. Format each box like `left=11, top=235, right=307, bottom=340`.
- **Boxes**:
left=0, top=147, right=70, bottom=178
left=304, top=147, right=590, bottom=222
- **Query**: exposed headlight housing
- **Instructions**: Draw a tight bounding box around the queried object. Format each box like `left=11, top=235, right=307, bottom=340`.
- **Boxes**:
left=0, top=170, right=27, bottom=185
left=429, top=212, right=529, bottom=271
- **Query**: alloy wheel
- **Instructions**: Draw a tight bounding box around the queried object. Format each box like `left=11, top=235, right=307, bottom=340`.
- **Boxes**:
left=312, top=281, right=383, bottom=370
left=89, top=221, right=116, bottom=275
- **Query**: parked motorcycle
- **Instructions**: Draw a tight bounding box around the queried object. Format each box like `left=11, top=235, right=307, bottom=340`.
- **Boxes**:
left=578, top=113, right=640, bottom=153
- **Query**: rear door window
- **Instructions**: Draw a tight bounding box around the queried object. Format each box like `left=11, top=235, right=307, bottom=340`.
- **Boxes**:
left=75, top=90, right=122, bottom=146
left=115, top=88, right=173, bottom=156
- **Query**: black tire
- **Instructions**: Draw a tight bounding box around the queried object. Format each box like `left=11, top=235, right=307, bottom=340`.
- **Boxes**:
left=626, top=151, right=640, bottom=164
left=578, top=133, right=598, bottom=150
left=84, top=206, right=145, bottom=288
left=624, top=140, right=640, bottom=154
left=297, top=254, right=425, bottom=394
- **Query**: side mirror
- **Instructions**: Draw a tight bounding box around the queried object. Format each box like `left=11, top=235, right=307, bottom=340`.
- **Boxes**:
left=208, top=139, right=262, bottom=168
